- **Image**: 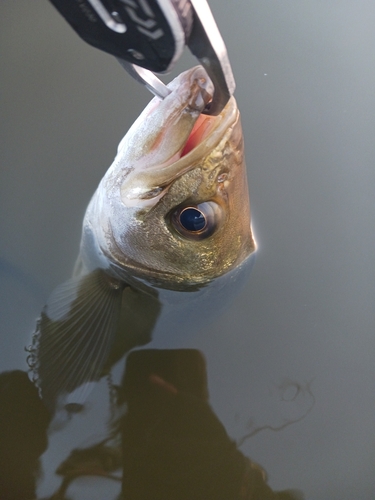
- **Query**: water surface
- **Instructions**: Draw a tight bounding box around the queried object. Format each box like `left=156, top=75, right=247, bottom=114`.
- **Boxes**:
left=1, top=1, right=375, bottom=499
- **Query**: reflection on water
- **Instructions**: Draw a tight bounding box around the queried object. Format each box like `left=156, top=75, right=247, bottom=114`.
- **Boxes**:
left=0, top=353, right=305, bottom=499
left=0, top=371, right=51, bottom=499
left=117, top=349, right=303, bottom=500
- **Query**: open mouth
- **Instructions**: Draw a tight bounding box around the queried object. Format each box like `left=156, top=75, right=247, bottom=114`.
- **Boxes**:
left=120, top=95, right=235, bottom=208
left=180, top=113, right=217, bottom=158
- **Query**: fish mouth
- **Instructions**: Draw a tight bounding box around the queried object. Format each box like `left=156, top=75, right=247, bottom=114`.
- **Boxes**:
left=180, top=112, right=217, bottom=157
left=120, top=67, right=238, bottom=208
left=147, top=99, right=237, bottom=190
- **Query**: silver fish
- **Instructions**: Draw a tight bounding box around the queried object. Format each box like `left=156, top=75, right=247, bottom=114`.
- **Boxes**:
left=28, top=66, right=256, bottom=409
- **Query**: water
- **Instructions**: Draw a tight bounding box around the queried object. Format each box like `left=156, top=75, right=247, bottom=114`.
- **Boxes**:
left=1, top=1, right=375, bottom=498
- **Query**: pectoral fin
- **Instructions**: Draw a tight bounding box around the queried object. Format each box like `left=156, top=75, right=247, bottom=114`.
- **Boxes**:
left=30, top=269, right=125, bottom=410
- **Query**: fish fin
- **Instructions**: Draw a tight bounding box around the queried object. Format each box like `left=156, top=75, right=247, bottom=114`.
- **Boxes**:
left=30, top=269, right=125, bottom=410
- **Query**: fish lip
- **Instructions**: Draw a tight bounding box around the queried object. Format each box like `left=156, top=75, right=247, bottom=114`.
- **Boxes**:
left=144, top=67, right=216, bottom=163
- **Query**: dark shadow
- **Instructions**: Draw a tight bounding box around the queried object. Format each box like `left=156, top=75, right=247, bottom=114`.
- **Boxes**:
left=49, top=349, right=304, bottom=500
left=0, top=370, right=51, bottom=500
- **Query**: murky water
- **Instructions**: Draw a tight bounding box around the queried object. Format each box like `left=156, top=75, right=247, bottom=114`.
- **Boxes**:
left=1, top=1, right=375, bottom=499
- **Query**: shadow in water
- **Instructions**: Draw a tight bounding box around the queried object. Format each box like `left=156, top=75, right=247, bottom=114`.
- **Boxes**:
left=37, top=349, right=304, bottom=500
left=119, top=349, right=303, bottom=500
left=0, top=370, right=51, bottom=499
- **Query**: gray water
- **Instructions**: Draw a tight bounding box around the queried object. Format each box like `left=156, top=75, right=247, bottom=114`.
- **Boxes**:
left=1, top=1, right=375, bottom=499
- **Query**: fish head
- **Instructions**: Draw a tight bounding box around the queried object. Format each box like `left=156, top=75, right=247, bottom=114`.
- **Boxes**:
left=88, top=66, right=256, bottom=289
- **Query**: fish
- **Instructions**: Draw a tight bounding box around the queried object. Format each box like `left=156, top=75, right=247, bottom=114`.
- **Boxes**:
left=28, top=66, right=256, bottom=409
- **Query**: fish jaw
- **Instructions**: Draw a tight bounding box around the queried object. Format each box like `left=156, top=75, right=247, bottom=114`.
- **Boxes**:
left=119, top=96, right=238, bottom=209
left=113, top=66, right=214, bottom=207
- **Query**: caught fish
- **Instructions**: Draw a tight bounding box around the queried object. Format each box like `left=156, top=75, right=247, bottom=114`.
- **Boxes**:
left=28, top=66, right=256, bottom=409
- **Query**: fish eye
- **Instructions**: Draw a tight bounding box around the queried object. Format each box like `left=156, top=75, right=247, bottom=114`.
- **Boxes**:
left=171, top=201, right=222, bottom=240
left=179, top=207, right=207, bottom=231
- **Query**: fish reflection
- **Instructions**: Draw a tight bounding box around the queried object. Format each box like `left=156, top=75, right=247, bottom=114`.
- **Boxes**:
left=28, top=65, right=255, bottom=409
left=47, top=350, right=303, bottom=500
